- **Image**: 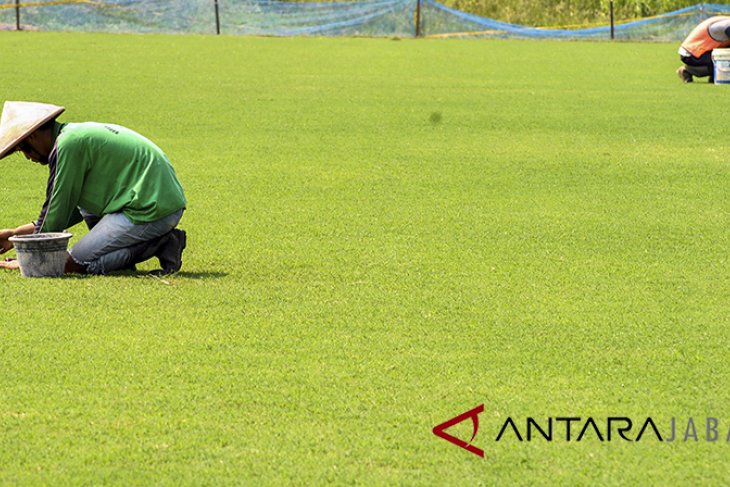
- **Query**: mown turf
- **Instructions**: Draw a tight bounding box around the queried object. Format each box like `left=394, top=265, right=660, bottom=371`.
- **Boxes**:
left=1, top=32, right=729, bottom=485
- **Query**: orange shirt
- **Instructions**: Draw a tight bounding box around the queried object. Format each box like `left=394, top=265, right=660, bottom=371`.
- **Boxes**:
left=681, top=16, right=730, bottom=58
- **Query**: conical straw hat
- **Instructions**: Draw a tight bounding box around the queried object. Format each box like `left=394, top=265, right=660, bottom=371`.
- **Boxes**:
left=0, top=101, right=65, bottom=160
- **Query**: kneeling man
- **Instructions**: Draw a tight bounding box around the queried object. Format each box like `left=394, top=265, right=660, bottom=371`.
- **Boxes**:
left=0, top=101, right=187, bottom=275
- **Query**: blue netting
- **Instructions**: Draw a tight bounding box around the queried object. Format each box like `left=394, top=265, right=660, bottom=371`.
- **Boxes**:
left=0, top=0, right=729, bottom=40
left=0, top=1, right=215, bottom=34
left=220, top=0, right=415, bottom=36
left=421, top=2, right=730, bottom=40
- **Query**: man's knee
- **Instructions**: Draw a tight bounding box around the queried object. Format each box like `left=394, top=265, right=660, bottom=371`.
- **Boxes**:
left=64, top=252, right=87, bottom=274
left=684, top=64, right=712, bottom=77
left=69, top=246, right=136, bottom=275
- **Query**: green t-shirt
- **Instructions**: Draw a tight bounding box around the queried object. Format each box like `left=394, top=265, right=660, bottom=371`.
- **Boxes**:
left=36, top=122, right=187, bottom=233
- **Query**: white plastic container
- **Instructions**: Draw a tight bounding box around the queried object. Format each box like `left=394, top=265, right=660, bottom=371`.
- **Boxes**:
left=712, top=48, right=730, bottom=84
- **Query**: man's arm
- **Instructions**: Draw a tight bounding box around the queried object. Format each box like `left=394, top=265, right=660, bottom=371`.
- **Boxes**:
left=0, top=223, right=35, bottom=254
left=36, top=139, right=86, bottom=233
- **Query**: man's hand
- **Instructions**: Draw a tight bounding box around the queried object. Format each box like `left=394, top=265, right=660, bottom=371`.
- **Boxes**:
left=0, top=258, right=20, bottom=270
left=0, top=223, right=34, bottom=255
left=0, top=229, right=14, bottom=254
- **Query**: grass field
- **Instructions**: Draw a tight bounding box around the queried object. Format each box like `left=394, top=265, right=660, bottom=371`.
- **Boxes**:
left=1, top=32, right=729, bottom=485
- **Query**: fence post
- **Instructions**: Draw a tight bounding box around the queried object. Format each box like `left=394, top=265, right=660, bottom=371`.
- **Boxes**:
left=415, top=0, right=422, bottom=37
left=609, top=0, right=614, bottom=39
left=15, top=0, right=21, bottom=31
left=214, top=0, right=220, bottom=35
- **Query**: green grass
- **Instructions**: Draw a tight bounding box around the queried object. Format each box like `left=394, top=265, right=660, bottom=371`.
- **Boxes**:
left=1, top=32, right=730, bottom=485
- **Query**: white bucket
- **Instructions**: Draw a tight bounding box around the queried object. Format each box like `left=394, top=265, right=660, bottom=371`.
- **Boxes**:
left=712, top=48, right=730, bottom=84
left=8, top=232, right=72, bottom=277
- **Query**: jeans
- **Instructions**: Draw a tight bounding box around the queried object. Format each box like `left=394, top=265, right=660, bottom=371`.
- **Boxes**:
left=681, top=51, right=713, bottom=78
left=69, top=208, right=184, bottom=275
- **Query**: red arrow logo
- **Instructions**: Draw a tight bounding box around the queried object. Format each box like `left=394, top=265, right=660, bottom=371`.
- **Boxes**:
left=432, top=404, right=485, bottom=458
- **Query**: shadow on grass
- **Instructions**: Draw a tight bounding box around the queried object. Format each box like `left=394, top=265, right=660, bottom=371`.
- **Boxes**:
left=35, top=271, right=228, bottom=280
left=172, top=271, right=227, bottom=279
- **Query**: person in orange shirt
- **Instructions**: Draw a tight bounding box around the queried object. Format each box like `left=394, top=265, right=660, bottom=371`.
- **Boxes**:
left=677, top=16, right=730, bottom=83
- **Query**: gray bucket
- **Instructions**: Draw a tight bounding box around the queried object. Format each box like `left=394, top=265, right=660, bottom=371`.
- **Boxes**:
left=8, top=233, right=73, bottom=278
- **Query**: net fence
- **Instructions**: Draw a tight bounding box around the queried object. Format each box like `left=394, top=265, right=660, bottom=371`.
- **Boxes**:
left=1, top=0, right=729, bottom=40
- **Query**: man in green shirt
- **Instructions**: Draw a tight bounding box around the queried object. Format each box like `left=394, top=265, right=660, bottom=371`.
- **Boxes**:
left=0, top=101, right=187, bottom=275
